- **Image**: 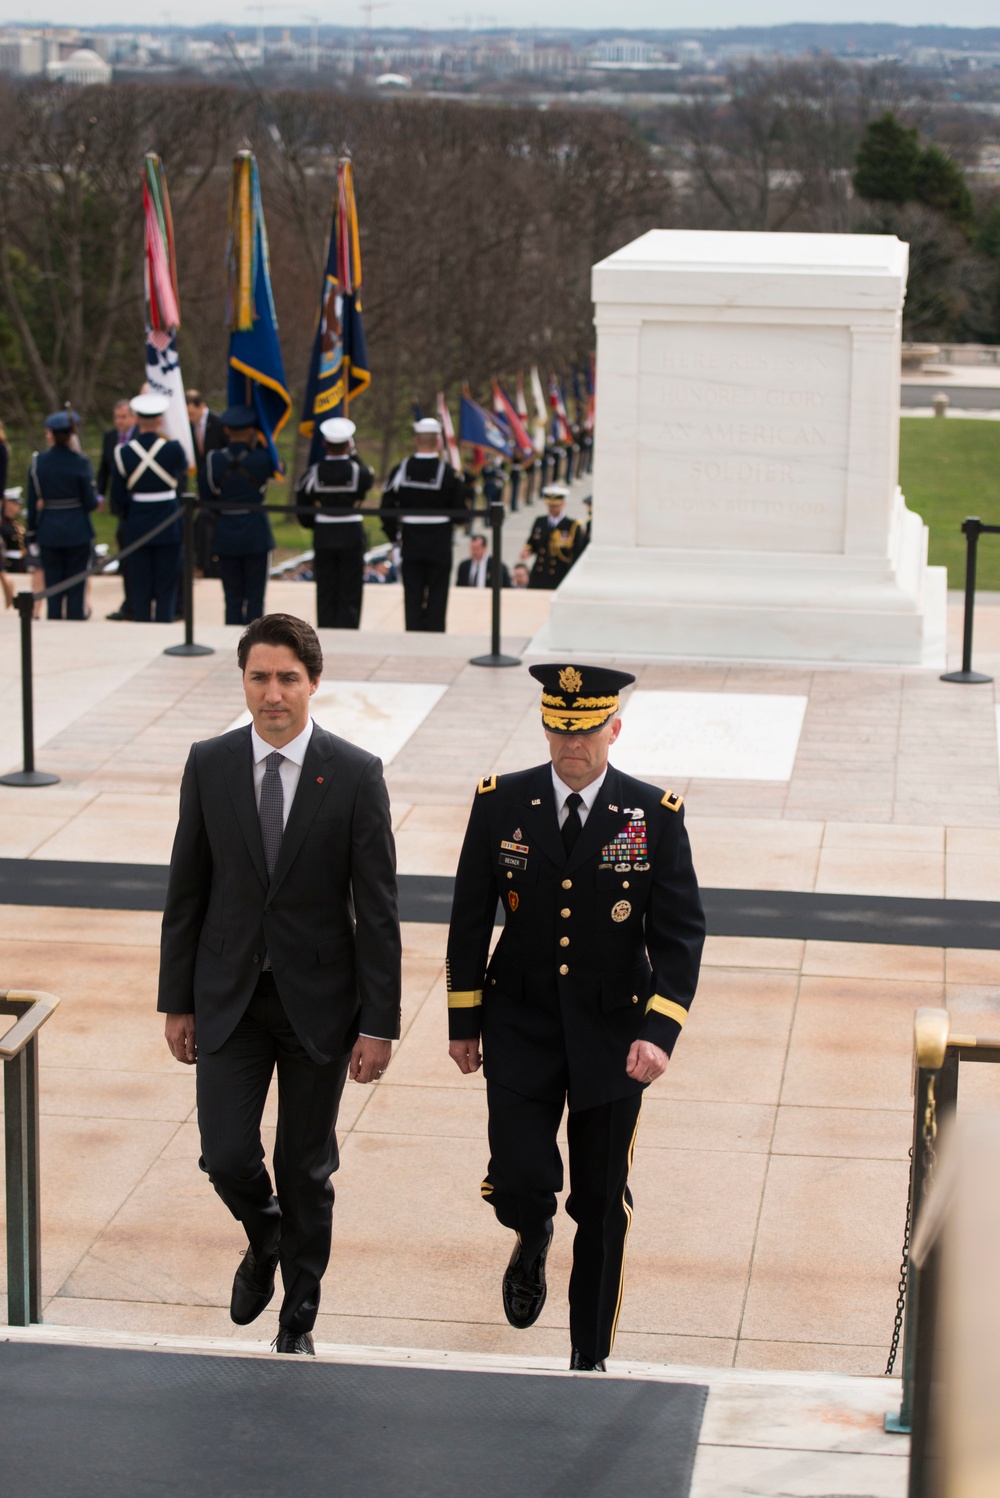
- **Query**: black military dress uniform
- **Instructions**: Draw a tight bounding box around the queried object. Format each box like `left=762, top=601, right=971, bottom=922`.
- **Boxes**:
left=298, top=451, right=373, bottom=630
left=526, top=507, right=586, bottom=590
left=27, top=413, right=98, bottom=621
left=382, top=444, right=468, bottom=632
left=112, top=425, right=188, bottom=623
left=206, top=419, right=276, bottom=627
left=447, top=665, right=704, bottom=1368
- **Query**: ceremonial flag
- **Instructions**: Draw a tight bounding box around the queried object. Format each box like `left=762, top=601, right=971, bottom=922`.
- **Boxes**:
left=585, top=353, right=596, bottom=434
left=436, top=392, right=463, bottom=474
left=459, top=391, right=513, bottom=457
left=548, top=374, right=573, bottom=443
left=142, top=153, right=195, bottom=471
left=529, top=365, right=547, bottom=455
left=300, top=159, right=371, bottom=466
left=492, top=380, right=534, bottom=460
left=226, top=150, right=292, bottom=472
left=515, top=372, right=529, bottom=422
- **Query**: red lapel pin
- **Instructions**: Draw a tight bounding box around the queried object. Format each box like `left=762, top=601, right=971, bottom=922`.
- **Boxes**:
left=316, top=776, right=324, bottom=784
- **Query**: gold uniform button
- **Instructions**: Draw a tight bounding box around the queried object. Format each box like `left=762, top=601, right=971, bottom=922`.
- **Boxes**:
left=560, top=936, right=570, bottom=947
left=631, top=994, right=638, bottom=1004
left=562, top=879, right=572, bottom=890
left=560, top=907, right=571, bottom=919
left=623, top=880, right=630, bottom=889
left=507, top=871, right=513, bottom=880
left=559, top=964, right=569, bottom=976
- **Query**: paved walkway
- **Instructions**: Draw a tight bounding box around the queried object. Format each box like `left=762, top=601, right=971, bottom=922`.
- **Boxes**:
left=0, top=520, right=997, bottom=1498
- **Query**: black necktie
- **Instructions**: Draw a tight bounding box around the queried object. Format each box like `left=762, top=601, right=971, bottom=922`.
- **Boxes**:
left=561, top=792, right=583, bottom=856
left=260, top=751, right=284, bottom=878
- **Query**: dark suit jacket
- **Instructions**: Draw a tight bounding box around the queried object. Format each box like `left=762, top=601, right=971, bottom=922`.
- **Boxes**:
left=456, top=558, right=511, bottom=589
left=191, top=411, right=227, bottom=497
left=446, top=763, right=704, bottom=1111
left=158, top=722, right=401, bottom=1063
left=97, top=427, right=136, bottom=504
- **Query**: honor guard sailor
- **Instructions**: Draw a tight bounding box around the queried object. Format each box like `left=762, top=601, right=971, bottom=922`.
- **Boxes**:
left=523, top=484, right=586, bottom=590
left=382, top=416, right=469, bottom=632
left=447, top=663, right=704, bottom=1371
left=27, top=409, right=98, bottom=621
left=207, top=404, right=276, bottom=627
left=111, top=392, right=188, bottom=622
left=297, top=417, right=373, bottom=629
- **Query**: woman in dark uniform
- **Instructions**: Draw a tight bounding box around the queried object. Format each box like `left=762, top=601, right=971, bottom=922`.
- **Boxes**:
left=26, top=410, right=98, bottom=620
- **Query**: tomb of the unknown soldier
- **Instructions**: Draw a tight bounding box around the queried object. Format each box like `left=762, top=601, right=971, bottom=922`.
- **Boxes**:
left=2, top=202, right=1000, bottom=1498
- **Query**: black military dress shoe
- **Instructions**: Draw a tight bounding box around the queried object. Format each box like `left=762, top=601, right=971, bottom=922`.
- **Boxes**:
left=230, top=1245, right=279, bottom=1326
left=502, top=1224, right=553, bottom=1329
left=273, top=1327, right=315, bottom=1355
left=569, top=1348, right=607, bottom=1372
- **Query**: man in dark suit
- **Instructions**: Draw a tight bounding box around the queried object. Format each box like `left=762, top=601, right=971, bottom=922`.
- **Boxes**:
left=186, top=389, right=226, bottom=577
left=446, top=663, right=704, bottom=1372
left=158, top=612, right=401, bottom=1355
left=97, top=399, right=136, bottom=621
left=456, top=533, right=511, bottom=590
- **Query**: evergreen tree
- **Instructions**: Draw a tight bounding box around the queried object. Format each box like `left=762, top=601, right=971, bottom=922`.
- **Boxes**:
left=914, top=145, right=974, bottom=229
left=853, top=113, right=920, bottom=204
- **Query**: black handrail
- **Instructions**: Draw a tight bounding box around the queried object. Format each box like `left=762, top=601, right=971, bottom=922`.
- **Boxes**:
left=1, top=988, right=60, bottom=1326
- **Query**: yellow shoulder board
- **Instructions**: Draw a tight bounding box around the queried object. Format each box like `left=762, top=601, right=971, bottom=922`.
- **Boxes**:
left=661, top=790, right=683, bottom=812
left=477, top=774, right=498, bottom=795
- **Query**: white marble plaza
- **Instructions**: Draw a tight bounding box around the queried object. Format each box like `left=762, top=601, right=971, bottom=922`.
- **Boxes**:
left=615, top=690, right=808, bottom=782
left=230, top=680, right=449, bottom=766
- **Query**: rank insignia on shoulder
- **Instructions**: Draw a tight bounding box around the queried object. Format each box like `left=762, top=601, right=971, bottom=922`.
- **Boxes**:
left=661, top=790, right=683, bottom=812
left=478, top=774, right=498, bottom=795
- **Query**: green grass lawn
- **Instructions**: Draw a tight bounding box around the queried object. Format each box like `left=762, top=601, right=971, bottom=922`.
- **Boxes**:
left=899, top=418, right=1000, bottom=590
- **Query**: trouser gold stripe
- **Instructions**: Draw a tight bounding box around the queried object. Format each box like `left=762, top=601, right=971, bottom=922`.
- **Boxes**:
left=608, top=1102, right=643, bottom=1355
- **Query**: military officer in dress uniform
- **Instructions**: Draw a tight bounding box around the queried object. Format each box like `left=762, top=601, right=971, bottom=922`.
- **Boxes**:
left=523, top=485, right=586, bottom=590
left=297, top=416, right=373, bottom=630
left=206, top=404, right=276, bottom=627
left=111, top=393, right=188, bottom=623
left=26, top=410, right=99, bottom=620
left=382, top=416, right=468, bottom=632
left=446, top=664, right=704, bottom=1372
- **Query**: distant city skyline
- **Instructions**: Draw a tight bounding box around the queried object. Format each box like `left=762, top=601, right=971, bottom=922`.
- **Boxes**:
left=3, top=4, right=1000, bottom=35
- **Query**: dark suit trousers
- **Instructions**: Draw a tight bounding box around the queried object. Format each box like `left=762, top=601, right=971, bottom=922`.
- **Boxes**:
left=483, top=1080, right=643, bottom=1364
left=196, top=976, right=351, bottom=1334
left=314, top=542, right=364, bottom=629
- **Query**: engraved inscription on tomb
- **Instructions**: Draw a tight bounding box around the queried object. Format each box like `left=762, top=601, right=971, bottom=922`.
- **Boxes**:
left=637, top=323, right=850, bottom=554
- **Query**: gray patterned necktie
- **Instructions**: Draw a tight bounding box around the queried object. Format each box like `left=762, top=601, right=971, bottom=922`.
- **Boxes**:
left=259, top=751, right=284, bottom=878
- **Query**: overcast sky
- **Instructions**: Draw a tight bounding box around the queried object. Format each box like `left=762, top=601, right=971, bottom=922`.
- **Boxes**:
left=5, top=1, right=1000, bottom=33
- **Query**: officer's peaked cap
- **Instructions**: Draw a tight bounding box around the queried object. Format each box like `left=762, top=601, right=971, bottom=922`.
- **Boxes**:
left=320, top=417, right=356, bottom=444
left=130, top=392, right=170, bottom=418
left=220, top=403, right=259, bottom=429
left=44, top=410, right=80, bottom=432
left=528, top=663, right=635, bottom=736
left=542, top=483, right=569, bottom=501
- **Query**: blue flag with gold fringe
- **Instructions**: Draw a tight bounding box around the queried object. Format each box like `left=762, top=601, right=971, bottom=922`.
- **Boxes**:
left=226, top=151, right=291, bottom=472
left=300, top=159, right=371, bottom=466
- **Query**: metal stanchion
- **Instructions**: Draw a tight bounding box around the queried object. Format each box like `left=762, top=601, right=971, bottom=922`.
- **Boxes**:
left=941, top=516, right=996, bottom=684
left=470, top=501, right=520, bottom=669
left=164, top=492, right=215, bottom=658
left=0, top=592, right=60, bottom=787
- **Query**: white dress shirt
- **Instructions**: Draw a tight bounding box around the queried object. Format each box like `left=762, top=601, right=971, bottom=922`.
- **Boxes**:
left=251, top=717, right=314, bottom=825
left=551, top=765, right=608, bottom=828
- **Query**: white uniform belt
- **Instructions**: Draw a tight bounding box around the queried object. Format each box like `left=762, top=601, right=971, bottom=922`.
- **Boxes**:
left=131, top=491, right=177, bottom=503
left=315, top=513, right=363, bottom=524
left=402, top=515, right=448, bottom=524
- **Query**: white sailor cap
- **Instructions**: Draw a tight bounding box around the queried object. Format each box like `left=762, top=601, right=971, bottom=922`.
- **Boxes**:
left=130, top=392, right=170, bottom=418
left=542, top=483, right=570, bottom=501
left=320, top=417, right=356, bottom=444
left=413, top=417, right=442, bottom=436
left=3, top=486, right=23, bottom=502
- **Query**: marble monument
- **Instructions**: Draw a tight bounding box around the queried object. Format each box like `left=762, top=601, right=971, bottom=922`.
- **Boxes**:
left=541, top=230, right=946, bottom=664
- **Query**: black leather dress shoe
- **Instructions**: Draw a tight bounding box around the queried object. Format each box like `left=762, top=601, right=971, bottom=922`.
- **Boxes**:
left=569, top=1348, right=607, bottom=1372
left=273, top=1327, right=315, bottom=1355
left=502, top=1224, right=553, bottom=1329
left=230, top=1245, right=279, bottom=1326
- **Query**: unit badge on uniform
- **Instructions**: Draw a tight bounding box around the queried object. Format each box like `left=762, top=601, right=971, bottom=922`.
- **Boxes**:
left=611, top=900, right=632, bottom=922
left=513, top=827, right=523, bottom=841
